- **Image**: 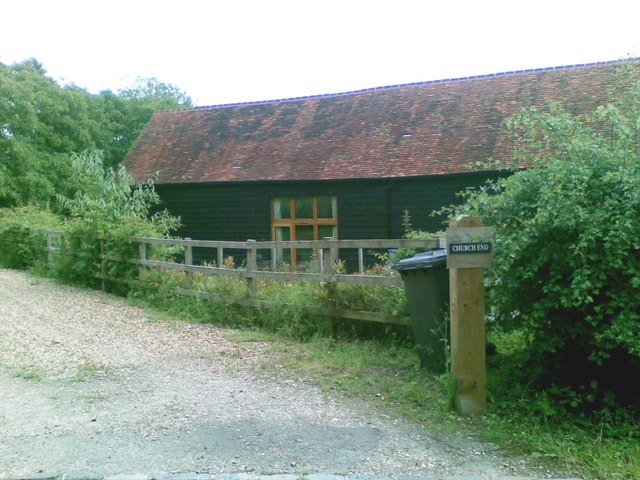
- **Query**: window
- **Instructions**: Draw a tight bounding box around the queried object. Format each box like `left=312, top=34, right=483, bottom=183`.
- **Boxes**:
left=271, top=196, right=338, bottom=266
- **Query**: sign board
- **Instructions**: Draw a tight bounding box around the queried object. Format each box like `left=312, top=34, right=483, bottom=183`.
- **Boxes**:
left=449, top=242, right=492, bottom=254
left=445, top=226, right=494, bottom=269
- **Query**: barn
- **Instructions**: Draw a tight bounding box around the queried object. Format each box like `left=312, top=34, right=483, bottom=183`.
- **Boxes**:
left=123, top=59, right=632, bottom=266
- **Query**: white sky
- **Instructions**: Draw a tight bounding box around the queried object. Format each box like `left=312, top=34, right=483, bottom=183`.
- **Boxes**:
left=1, top=0, right=639, bottom=107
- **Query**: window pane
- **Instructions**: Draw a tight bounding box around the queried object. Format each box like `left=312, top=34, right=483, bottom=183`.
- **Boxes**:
left=297, top=248, right=314, bottom=263
left=318, top=225, right=337, bottom=239
left=295, top=225, right=315, bottom=263
left=295, top=196, right=314, bottom=218
left=275, top=227, right=291, bottom=265
left=295, top=225, right=314, bottom=240
left=275, top=226, right=291, bottom=241
left=273, top=198, right=290, bottom=219
left=317, top=196, right=336, bottom=218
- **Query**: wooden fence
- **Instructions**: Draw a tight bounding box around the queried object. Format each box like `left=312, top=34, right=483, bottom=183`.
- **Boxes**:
left=43, top=231, right=445, bottom=326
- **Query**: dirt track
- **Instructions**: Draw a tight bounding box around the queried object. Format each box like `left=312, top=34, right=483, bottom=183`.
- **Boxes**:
left=0, top=269, right=549, bottom=478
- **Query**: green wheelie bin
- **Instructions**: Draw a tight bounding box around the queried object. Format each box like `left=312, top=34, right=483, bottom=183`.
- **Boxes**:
left=393, top=249, right=449, bottom=373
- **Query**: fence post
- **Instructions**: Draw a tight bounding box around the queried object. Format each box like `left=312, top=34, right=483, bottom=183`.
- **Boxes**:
left=216, top=247, right=222, bottom=269
left=319, top=246, right=326, bottom=273
left=46, top=231, right=54, bottom=268
left=60, top=234, right=67, bottom=261
left=184, top=238, right=193, bottom=288
left=329, top=240, right=338, bottom=270
left=271, top=247, right=277, bottom=271
left=322, top=237, right=338, bottom=273
left=138, top=241, right=147, bottom=279
left=321, top=238, right=329, bottom=273
left=99, top=238, right=106, bottom=291
left=246, top=239, right=257, bottom=297
left=446, top=215, right=494, bottom=415
left=320, top=237, right=339, bottom=334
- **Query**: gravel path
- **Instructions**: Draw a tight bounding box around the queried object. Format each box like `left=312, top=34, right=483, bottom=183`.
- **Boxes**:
left=0, top=269, right=553, bottom=478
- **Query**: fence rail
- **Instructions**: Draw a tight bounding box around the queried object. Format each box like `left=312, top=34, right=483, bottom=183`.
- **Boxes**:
left=42, top=230, right=445, bottom=326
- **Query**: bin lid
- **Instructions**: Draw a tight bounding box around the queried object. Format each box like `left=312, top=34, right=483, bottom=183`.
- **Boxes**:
left=392, top=249, right=447, bottom=271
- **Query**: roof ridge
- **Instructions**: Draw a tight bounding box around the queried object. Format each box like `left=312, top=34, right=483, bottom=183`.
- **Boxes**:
left=180, top=56, right=640, bottom=112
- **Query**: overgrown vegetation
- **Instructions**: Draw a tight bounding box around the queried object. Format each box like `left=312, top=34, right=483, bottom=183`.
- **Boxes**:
left=0, top=149, right=180, bottom=293
left=128, top=266, right=410, bottom=341
left=51, top=151, right=181, bottom=292
left=0, top=205, right=62, bottom=270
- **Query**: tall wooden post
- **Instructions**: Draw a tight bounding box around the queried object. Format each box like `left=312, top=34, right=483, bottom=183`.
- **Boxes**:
left=329, top=242, right=338, bottom=270
left=446, top=216, right=494, bottom=415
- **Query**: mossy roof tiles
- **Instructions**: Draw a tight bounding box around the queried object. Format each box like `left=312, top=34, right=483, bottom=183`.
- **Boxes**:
left=123, top=59, right=638, bottom=185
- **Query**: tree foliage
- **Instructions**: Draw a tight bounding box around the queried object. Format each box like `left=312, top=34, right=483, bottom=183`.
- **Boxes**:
left=51, top=150, right=179, bottom=291
left=96, top=77, right=192, bottom=169
left=0, top=58, right=191, bottom=208
left=56, top=150, right=179, bottom=233
left=0, top=58, right=187, bottom=292
left=457, top=64, right=640, bottom=409
left=1, top=59, right=86, bottom=206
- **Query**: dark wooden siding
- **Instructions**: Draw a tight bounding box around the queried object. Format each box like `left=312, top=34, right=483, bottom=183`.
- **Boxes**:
left=388, top=171, right=503, bottom=236
left=154, top=171, right=503, bottom=265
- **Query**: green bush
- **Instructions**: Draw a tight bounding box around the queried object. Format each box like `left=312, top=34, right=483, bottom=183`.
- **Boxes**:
left=459, top=64, right=640, bottom=412
left=386, top=210, right=444, bottom=264
left=0, top=205, right=63, bottom=270
left=51, top=150, right=179, bottom=291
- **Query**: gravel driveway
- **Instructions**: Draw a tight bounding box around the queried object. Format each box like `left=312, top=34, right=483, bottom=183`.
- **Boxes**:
left=0, top=269, right=551, bottom=478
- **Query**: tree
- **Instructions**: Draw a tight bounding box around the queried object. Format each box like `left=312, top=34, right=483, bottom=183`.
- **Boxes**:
left=0, top=59, right=192, bottom=207
left=457, top=64, right=640, bottom=409
left=118, top=77, right=192, bottom=108
left=0, top=59, right=100, bottom=206
left=96, top=77, right=193, bottom=169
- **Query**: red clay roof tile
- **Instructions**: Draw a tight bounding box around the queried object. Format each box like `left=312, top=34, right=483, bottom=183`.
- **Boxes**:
left=123, top=59, right=638, bottom=185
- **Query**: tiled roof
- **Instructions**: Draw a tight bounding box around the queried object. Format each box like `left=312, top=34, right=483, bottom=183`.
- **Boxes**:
left=123, top=59, right=638, bottom=185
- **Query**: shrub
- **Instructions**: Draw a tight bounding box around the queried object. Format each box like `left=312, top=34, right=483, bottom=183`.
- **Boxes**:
left=0, top=205, right=63, bottom=270
left=387, top=210, right=444, bottom=264
left=51, top=150, right=179, bottom=291
left=458, top=64, right=640, bottom=412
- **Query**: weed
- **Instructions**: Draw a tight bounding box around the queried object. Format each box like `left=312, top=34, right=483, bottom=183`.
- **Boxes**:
left=12, top=366, right=44, bottom=382
left=82, top=392, right=109, bottom=404
left=71, top=362, right=110, bottom=382
left=226, top=329, right=278, bottom=343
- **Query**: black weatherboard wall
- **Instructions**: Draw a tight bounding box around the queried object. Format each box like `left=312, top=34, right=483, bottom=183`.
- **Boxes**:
left=155, top=170, right=501, bottom=266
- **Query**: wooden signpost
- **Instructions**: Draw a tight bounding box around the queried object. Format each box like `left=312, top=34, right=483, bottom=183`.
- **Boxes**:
left=446, top=216, right=494, bottom=415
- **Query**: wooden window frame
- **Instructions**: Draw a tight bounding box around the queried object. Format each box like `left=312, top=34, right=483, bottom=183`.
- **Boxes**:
left=271, top=196, right=338, bottom=266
